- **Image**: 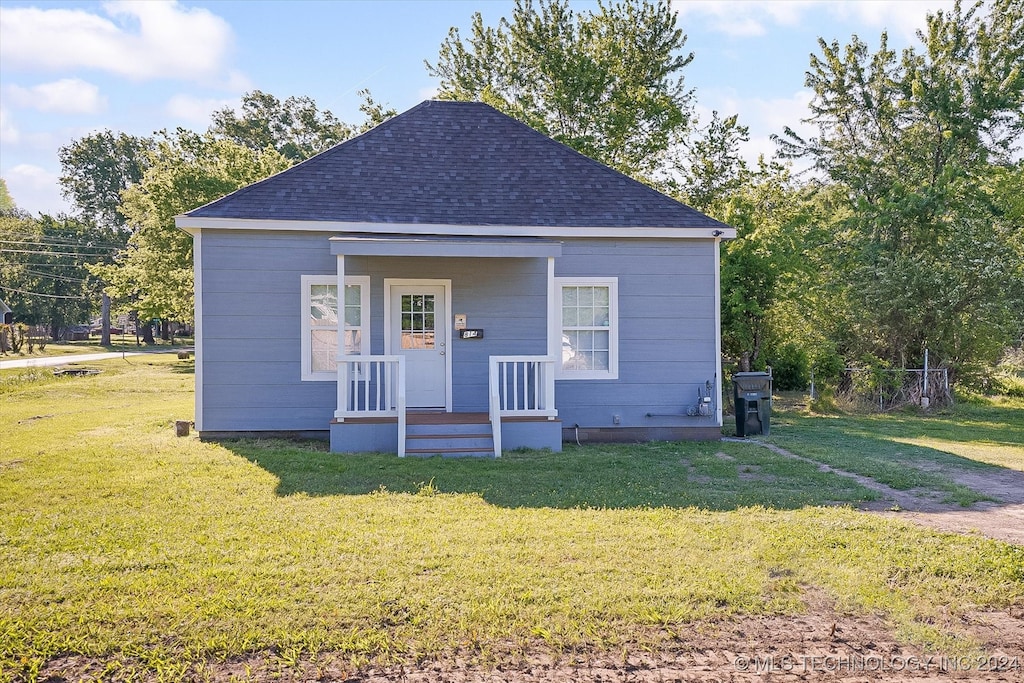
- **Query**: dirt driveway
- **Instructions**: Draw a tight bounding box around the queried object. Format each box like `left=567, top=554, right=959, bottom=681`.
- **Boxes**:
left=731, top=439, right=1024, bottom=546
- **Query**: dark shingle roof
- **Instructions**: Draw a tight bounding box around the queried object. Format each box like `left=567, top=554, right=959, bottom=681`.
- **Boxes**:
left=185, top=100, right=727, bottom=229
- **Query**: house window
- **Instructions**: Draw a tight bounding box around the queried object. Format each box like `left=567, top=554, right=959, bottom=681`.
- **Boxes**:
left=301, top=275, right=370, bottom=381
left=555, top=277, right=618, bottom=380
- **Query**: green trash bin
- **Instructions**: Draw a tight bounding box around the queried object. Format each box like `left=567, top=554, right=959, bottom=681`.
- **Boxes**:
left=733, top=371, right=772, bottom=436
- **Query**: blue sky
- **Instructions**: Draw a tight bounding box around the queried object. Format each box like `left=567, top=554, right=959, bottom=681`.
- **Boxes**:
left=0, top=0, right=953, bottom=216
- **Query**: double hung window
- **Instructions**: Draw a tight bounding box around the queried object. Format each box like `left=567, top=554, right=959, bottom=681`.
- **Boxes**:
left=555, top=277, right=618, bottom=379
left=301, top=275, right=369, bottom=381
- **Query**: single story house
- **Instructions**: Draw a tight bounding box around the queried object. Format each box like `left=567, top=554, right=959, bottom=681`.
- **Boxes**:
left=175, top=100, right=736, bottom=456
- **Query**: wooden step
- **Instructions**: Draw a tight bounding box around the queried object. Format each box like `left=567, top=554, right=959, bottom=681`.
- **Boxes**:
left=406, top=446, right=496, bottom=456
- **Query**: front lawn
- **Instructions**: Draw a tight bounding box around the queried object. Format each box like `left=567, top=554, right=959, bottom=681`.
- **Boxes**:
left=1, top=356, right=1021, bottom=680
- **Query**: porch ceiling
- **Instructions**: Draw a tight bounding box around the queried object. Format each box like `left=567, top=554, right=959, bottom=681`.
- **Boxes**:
left=328, top=234, right=562, bottom=258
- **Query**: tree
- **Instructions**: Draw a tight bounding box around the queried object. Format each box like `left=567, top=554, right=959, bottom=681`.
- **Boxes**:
left=209, top=90, right=352, bottom=161
left=426, top=0, right=694, bottom=183
left=714, top=161, right=824, bottom=374
left=58, top=131, right=154, bottom=343
left=0, top=212, right=120, bottom=339
left=209, top=89, right=395, bottom=160
left=58, top=131, right=154, bottom=230
left=93, top=130, right=293, bottom=334
left=673, top=111, right=750, bottom=214
left=0, top=178, right=14, bottom=212
left=775, top=0, right=1024, bottom=374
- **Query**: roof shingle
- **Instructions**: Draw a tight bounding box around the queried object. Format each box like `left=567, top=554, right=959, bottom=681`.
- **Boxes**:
left=185, top=100, right=728, bottom=229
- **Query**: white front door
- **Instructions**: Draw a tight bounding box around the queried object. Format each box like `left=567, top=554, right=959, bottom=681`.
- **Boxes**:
left=386, top=281, right=449, bottom=409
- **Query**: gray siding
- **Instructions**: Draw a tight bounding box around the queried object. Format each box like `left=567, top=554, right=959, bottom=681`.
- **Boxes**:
left=199, top=231, right=336, bottom=431
left=554, top=239, right=720, bottom=430
left=197, top=232, right=720, bottom=435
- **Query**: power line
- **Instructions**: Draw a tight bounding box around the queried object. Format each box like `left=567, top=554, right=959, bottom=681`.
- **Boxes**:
left=23, top=269, right=89, bottom=283
left=0, top=248, right=113, bottom=257
left=0, top=285, right=89, bottom=300
left=1, top=239, right=123, bottom=250
left=0, top=261, right=106, bottom=268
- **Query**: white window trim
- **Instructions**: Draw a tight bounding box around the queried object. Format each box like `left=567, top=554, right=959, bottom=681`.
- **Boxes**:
left=301, top=274, right=370, bottom=381
left=553, top=276, right=618, bottom=380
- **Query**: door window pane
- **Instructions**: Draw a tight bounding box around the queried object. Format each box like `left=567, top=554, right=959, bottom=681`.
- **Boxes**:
left=401, top=294, right=436, bottom=349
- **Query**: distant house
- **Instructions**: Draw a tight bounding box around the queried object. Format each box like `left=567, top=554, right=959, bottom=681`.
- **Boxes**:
left=175, top=101, right=736, bottom=456
left=0, top=298, right=11, bottom=325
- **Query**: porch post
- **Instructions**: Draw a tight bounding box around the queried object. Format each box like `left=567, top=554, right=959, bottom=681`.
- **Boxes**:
left=546, top=256, right=558, bottom=361
left=335, top=254, right=347, bottom=418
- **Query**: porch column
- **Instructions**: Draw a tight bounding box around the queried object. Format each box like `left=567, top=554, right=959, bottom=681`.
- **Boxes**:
left=335, top=254, right=346, bottom=418
left=546, top=256, right=558, bottom=361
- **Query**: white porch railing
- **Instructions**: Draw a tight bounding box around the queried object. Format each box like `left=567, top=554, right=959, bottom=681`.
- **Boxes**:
left=335, top=355, right=407, bottom=457
left=488, top=355, right=558, bottom=458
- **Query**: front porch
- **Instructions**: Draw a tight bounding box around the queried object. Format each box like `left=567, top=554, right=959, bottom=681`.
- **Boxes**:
left=330, top=355, right=562, bottom=457
left=326, top=235, right=564, bottom=457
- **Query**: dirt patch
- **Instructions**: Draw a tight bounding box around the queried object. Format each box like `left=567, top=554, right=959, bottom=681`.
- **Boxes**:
left=726, top=438, right=1024, bottom=545
left=36, top=595, right=1024, bottom=682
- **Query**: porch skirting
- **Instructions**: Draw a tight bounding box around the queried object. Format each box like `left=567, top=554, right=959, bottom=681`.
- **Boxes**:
left=330, top=413, right=563, bottom=455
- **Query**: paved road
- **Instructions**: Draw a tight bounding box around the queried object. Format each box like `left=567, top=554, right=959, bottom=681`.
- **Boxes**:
left=0, top=348, right=189, bottom=370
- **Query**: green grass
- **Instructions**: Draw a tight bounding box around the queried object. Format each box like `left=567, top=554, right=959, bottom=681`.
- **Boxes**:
left=2, top=357, right=1022, bottom=679
left=232, top=439, right=878, bottom=510
left=766, top=397, right=1024, bottom=506
left=0, top=337, right=192, bottom=360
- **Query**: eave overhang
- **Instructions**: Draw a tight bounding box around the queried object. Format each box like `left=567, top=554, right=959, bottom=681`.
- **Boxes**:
left=329, top=235, right=562, bottom=258
left=173, top=216, right=737, bottom=240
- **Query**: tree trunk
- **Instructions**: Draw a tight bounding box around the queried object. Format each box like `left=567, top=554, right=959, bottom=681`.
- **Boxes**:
left=100, top=293, right=111, bottom=346
left=161, top=319, right=170, bottom=341
left=140, top=320, right=155, bottom=345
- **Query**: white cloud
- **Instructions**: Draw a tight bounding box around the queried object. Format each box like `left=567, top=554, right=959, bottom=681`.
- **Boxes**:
left=672, top=0, right=955, bottom=42
left=1, top=164, right=71, bottom=216
left=830, top=1, right=955, bottom=43
left=696, top=88, right=817, bottom=169
left=165, top=94, right=237, bottom=125
left=673, top=1, right=817, bottom=37
left=0, top=106, right=19, bottom=145
left=0, top=1, right=235, bottom=84
left=6, top=79, right=107, bottom=115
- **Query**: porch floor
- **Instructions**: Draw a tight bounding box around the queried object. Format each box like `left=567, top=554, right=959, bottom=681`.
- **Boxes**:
left=331, top=411, right=557, bottom=425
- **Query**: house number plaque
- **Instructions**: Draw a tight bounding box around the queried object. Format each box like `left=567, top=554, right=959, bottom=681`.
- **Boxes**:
left=459, top=329, right=484, bottom=339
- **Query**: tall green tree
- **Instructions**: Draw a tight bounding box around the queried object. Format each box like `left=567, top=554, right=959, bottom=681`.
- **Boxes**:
left=58, top=131, right=154, bottom=230
left=210, top=89, right=395, bottom=160
left=776, top=0, right=1024, bottom=373
left=426, top=0, right=694, bottom=183
left=93, top=131, right=293, bottom=329
left=210, top=90, right=352, bottom=161
left=58, top=131, right=154, bottom=343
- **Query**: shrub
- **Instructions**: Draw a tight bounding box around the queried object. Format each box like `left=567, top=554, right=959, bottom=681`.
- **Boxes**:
left=765, top=342, right=809, bottom=391
left=992, top=372, right=1024, bottom=397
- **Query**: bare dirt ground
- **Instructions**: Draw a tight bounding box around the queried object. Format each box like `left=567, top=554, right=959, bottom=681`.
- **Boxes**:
left=38, top=593, right=1024, bottom=682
